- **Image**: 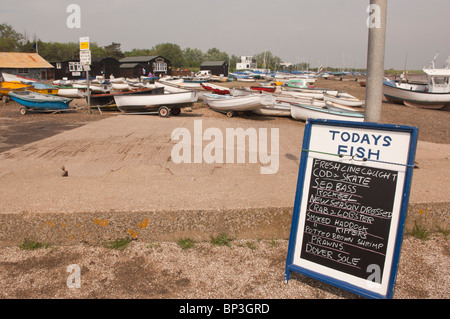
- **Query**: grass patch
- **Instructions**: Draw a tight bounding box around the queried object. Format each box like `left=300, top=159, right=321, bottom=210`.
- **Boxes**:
left=269, top=238, right=279, bottom=248
left=147, top=241, right=161, bottom=249
left=245, top=240, right=257, bottom=250
left=19, top=239, right=50, bottom=250
left=103, top=237, right=132, bottom=250
left=177, top=238, right=195, bottom=250
left=409, top=222, right=430, bottom=240
left=210, top=232, right=232, bottom=247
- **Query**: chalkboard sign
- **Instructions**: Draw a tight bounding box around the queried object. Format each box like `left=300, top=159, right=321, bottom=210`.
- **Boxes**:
left=285, top=119, right=418, bottom=299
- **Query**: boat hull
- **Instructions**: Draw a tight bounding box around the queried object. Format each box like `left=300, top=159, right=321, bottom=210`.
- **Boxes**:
left=9, top=91, right=72, bottom=111
left=323, top=93, right=364, bottom=107
left=91, top=87, right=164, bottom=106
left=290, top=102, right=364, bottom=122
left=203, top=93, right=263, bottom=112
left=252, top=102, right=291, bottom=117
left=201, top=83, right=230, bottom=95
left=114, top=91, right=198, bottom=113
left=383, top=83, right=450, bottom=109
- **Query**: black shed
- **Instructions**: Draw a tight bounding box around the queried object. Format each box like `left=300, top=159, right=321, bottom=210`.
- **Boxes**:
left=119, top=56, right=172, bottom=77
left=91, top=57, right=120, bottom=78
left=200, top=61, right=228, bottom=76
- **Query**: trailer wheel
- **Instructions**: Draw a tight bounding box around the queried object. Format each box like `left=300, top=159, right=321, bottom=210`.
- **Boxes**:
left=19, top=107, right=27, bottom=115
left=226, top=110, right=235, bottom=118
left=158, top=106, right=170, bottom=117
left=170, top=107, right=181, bottom=116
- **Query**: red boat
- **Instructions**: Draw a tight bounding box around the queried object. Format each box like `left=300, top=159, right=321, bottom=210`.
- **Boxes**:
left=201, top=83, right=230, bottom=95
left=250, top=86, right=276, bottom=93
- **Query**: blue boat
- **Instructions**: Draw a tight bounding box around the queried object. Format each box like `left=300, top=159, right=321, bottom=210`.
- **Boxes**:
left=9, top=90, right=73, bottom=115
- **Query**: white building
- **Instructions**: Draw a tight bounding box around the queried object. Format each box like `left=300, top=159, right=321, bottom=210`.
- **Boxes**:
left=236, top=56, right=257, bottom=70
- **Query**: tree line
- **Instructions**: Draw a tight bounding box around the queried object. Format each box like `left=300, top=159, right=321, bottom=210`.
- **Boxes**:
left=0, top=22, right=311, bottom=71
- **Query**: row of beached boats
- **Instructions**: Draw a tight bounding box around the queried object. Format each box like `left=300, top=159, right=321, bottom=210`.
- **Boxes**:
left=3, top=72, right=366, bottom=120
left=198, top=80, right=366, bottom=122
left=3, top=54, right=449, bottom=117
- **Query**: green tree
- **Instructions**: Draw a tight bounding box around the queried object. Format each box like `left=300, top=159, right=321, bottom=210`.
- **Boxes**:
left=103, top=42, right=124, bottom=59
left=37, top=41, right=78, bottom=61
left=229, top=54, right=239, bottom=71
left=204, top=48, right=228, bottom=62
left=124, top=48, right=156, bottom=57
left=183, top=47, right=204, bottom=68
left=151, top=43, right=185, bottom=68
left=253, top=51, right=282, bottom=70
left=0, top=23, right=25, bottom=51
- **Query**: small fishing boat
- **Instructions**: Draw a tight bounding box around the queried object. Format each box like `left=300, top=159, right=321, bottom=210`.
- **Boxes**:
left=52, top=78, right=73, bottom=86
left=323, top=92, right=364, bottom=107
left=9, top=90, right=72, bottom=115
left=90, top=84, right=113, bottom=94
left=203, top=93, right=263, bottom=117
left=382, top=54, right=450, bottom=109
left=111, top=82, right=131, bottom=91
left=285, top=78, right=316, bottom=89
left=90, top=87, right=164, bottom=106
left=325, top=100, right=364, bottom=112
left=155, top=79, right=202, bottom=93
left=228, top=72, right=251, bottom=80
left=1, top=72, right=36, bottom=83
left=280, top=88, right=324, bottom=100
left=250, top=86, right=276, bottom=93
left=290, top=100, right=364, bottom=122
left=30, top=83, right=59, bottom=95
left=57, top=88, right=86, bottom=98
left=252, top=100, right=291, bottom=117
left=201, top=82, right=230, bottom=95
left=0, top=81, right=33, bottom=99
left=114, top=90, right=198, bottom=116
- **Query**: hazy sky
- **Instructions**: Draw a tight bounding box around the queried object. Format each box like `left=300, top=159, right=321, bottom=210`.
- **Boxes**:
left=1, top=0, right=449, bottom=70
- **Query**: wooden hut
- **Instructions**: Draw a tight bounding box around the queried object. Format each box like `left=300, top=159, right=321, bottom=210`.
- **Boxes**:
left=119, top=56, right=172, bottom=77
left=0, top=52, right=54, bottom=80
left=200, top=61, right=229, bottom=76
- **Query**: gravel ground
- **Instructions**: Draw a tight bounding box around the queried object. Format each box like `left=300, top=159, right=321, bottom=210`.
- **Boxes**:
left=0, top=235, right=448, bottom=300
left=0, top=78, right=448, bottom=301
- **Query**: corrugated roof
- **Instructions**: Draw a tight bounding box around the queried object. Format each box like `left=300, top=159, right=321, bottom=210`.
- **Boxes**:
left=0, top=52, right=54, bottom=69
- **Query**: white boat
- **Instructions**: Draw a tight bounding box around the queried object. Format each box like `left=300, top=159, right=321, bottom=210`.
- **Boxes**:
left=280, top=88, right=324, bottom=100
left=53, top=78, right=73, bottom=86
left=259, top=91, right=325, bottom=108
left=252, top=100, right=291, bottom=117
left=236, top=77, right=256, bottom=82
left=2, top=72, right=36, bottom=83
left=325, top=100, right=363, bottom=112
left=155, top=79, right=201, bottom=93
left=382, top=54, right=450, bottom=109
left=201, top=82, right=231, bottom=95
left=114, top=90, right=199, bottom=115
left=285, top=78, right=316, bottom=89
left=323, top=92, right=364, bottom=107
left=290, top=101, right=364, bottom=122
left=111, top=83, right=131, bottom=91
left=57, top=88, right=86, bottom=98
left=90, top=84, right=113, bottom=94
left=109, top=76, right=126, bottom=83
left=203, top=93, right=263, bottom=117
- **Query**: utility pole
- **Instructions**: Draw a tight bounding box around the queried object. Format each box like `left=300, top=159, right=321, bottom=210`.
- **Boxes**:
left=365, top=0, right=388, bottom=123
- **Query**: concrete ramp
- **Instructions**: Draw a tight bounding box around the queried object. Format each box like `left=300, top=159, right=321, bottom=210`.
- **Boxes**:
left=0, top=115, right=448, bottom=245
